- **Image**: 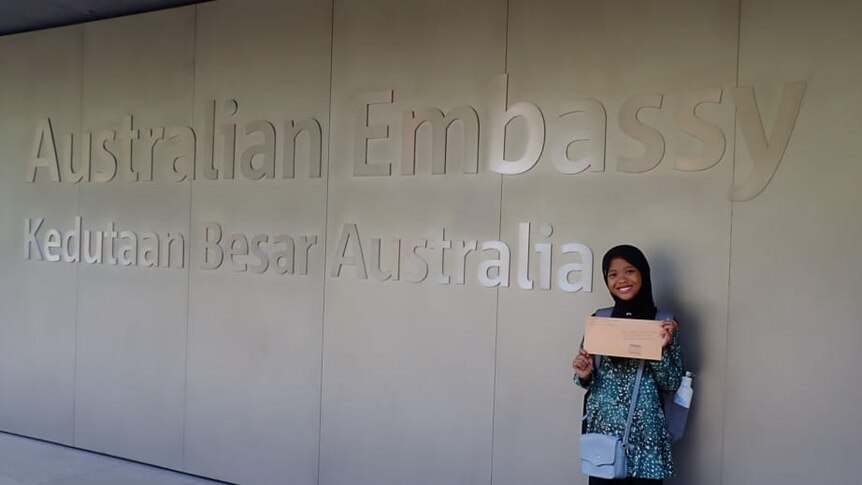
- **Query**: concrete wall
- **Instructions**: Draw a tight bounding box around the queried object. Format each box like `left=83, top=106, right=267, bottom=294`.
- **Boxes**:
left=0, top=1, right=858, bottom=484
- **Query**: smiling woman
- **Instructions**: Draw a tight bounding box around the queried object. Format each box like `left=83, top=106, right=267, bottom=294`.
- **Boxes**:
left=573, top=245, right=683, bottom=485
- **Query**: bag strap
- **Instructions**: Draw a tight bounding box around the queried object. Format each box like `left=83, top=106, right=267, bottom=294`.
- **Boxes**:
left=623, top=360, right=645, bottom=447
left=580, top=358, right=646, bottom=443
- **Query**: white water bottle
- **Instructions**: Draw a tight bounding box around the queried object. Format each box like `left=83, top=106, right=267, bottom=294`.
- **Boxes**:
left=665, top=372, right=693, bottom=442
left=673, top=372, right=694, bottom=408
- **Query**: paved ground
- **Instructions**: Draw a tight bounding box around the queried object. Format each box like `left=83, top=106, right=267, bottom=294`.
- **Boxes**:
left=0, top=433, right=227, bottom=485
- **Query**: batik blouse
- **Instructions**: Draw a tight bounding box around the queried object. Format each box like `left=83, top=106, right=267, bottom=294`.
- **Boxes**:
left=576, top=328, right=682, bottom=479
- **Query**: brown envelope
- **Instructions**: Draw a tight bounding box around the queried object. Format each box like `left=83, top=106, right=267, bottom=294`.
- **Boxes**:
left=583, top=316, right=664, bottom=361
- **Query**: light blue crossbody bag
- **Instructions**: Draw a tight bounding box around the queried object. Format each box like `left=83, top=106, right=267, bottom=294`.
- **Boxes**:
left=579, top=359, right=645, bottom=479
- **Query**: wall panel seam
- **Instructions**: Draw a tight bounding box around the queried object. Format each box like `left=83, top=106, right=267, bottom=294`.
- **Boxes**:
left=180, top=3, right=199, bottom=472
left=719, top=1, right=744, bottom=484
left=71, top=23, right=86, bottom=448
left=489, top=1, right=510, bottom=484
left=316, top=1, right=337, bottom=484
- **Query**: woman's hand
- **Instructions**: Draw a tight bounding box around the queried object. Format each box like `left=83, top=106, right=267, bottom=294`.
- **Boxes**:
left=660, top=319, right=679, bottom=348
left=572, top=348, right=594, bottom=380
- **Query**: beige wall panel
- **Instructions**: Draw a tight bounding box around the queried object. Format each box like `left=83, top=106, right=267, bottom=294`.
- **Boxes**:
left=497, top=2, right=738, bottom=484
left=0, top=2, right=859, bottom=485
left=184, top=0, right=331, bottom=483
left=320, top=1, right=506, bottom=484
left=0, top=26, right=82, bottom=444
left=725, top=2, right=862, bottom=484
left=72, top=9, right=194, bottom=469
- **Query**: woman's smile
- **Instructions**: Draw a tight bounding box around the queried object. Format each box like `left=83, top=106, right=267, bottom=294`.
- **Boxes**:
left=615, top=284, right=634, bottom=293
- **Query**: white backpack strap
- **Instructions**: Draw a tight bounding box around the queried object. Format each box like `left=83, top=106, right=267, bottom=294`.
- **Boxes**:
left=595, top=307, right=614, bottom=318
left=656, top=309, right=674, bottom=321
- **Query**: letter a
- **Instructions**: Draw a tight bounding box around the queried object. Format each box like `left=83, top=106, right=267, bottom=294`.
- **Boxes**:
left=27, top=119, right=61, bottom=182
left=330, top=223, right=368, bottom=279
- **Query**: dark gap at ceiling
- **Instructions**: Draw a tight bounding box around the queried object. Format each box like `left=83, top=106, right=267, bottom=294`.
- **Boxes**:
left=0, top=0, right=210, bottom=36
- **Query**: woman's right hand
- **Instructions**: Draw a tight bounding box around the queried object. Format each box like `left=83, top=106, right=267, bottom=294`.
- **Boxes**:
left=572, top=348, right=594, bottom=380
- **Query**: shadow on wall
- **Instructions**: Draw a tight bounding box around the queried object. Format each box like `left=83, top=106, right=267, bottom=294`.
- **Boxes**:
left=650, top=249, right=702, bottom=485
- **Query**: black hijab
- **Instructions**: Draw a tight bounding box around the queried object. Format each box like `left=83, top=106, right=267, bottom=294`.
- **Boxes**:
left=601, top=245, right=657, bottom=320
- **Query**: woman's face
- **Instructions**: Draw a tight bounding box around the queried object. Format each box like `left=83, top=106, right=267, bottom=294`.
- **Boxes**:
left=606, top=257, right=642, bottom=301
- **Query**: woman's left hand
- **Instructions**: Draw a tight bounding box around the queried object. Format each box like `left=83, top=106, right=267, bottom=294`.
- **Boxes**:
left=660, top=319, right=678, bottom=348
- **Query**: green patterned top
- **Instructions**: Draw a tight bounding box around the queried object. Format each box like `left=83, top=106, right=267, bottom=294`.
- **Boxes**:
left=576, top=328, right=682, bottom=479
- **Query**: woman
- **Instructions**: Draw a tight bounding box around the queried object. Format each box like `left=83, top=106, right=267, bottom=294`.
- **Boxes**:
left=572, top=245, right=683, bottom=485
